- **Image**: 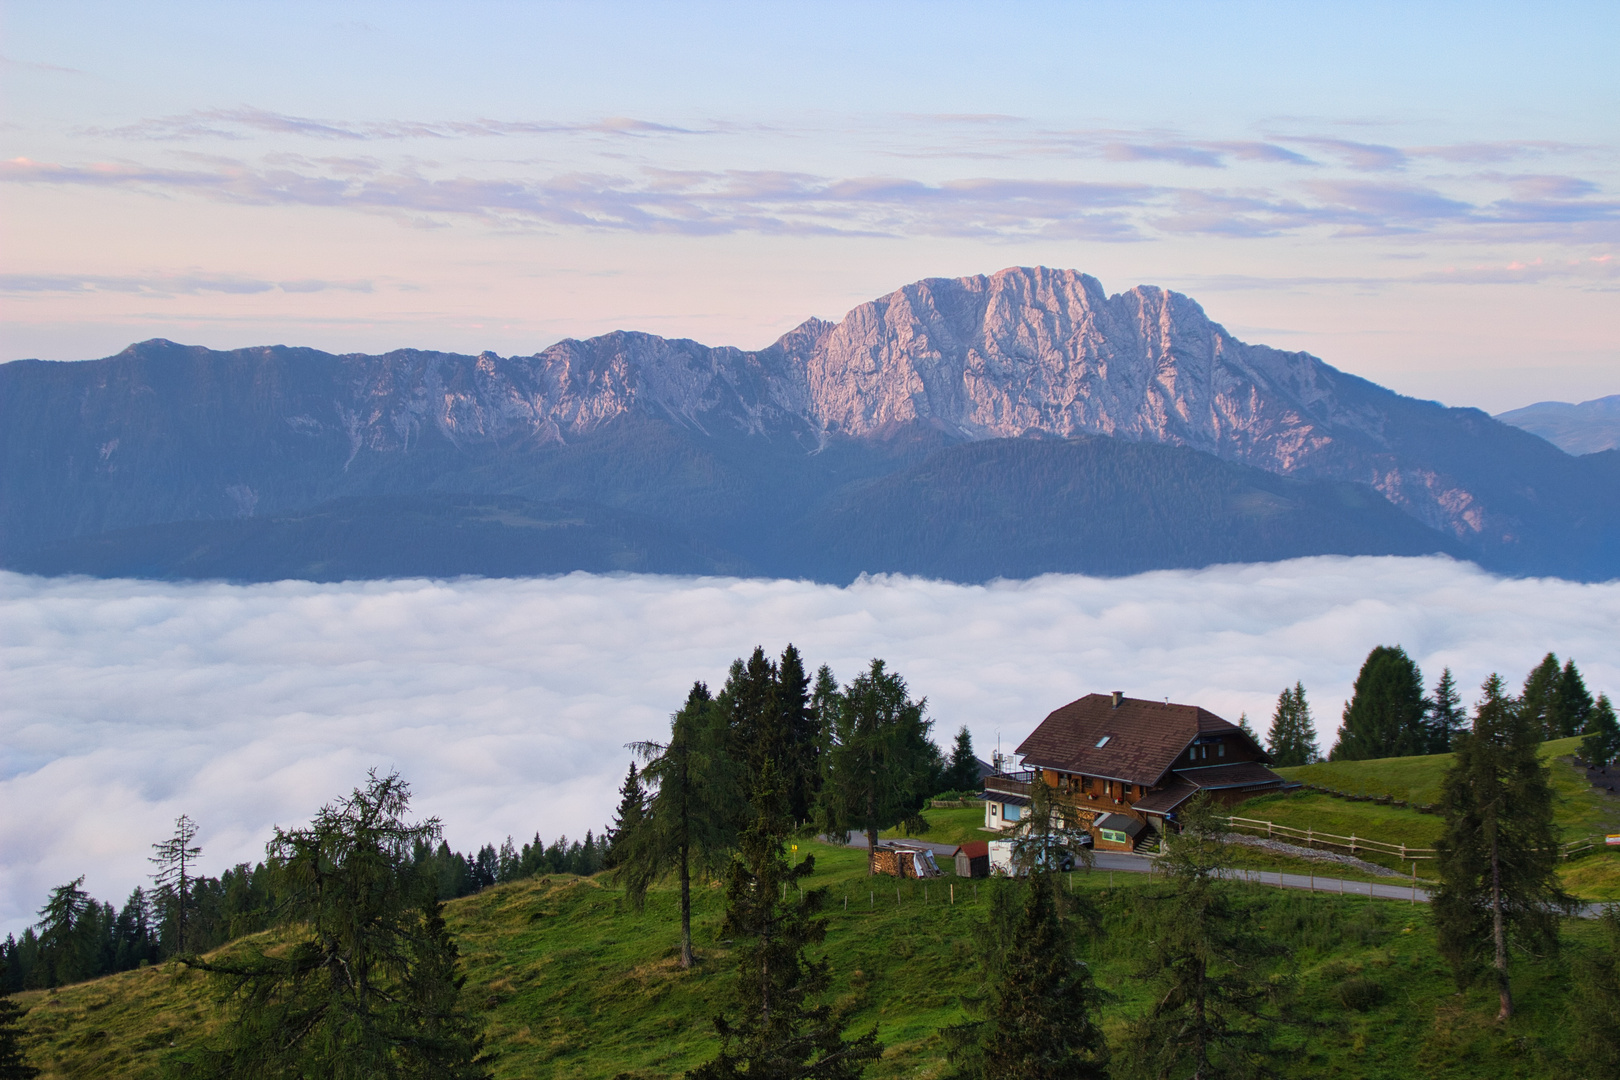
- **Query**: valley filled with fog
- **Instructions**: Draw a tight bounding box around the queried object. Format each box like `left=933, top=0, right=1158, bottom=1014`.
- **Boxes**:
left=4, top=555, right=1618, bottom=935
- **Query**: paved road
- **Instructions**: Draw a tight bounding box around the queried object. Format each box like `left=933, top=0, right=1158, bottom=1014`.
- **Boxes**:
left=826, top=835, right=1616, bottom=916
left=828, top=834, right=1434, bottom=902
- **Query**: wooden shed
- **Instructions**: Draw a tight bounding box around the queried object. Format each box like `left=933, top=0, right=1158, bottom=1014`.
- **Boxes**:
left=953, top=841, right=990, bottom=878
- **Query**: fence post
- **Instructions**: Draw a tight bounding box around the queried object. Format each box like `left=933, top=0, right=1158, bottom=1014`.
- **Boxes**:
left=1350, top=834, right=1357, bottom=854
left=1307, top=827, right=1313, bottom=849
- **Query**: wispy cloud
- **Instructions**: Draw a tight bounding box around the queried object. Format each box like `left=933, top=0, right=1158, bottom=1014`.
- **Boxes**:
left=0, top=273, right=374, bottom=297
left=89, top=107, right=710, bottom=143
left=3, top=558, right=1617, bottom=936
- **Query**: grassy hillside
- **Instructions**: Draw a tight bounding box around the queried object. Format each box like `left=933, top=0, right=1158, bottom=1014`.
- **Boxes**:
left=11, top=838, right=1613, bottom=1080
left=1248, top=737, right=1620, bottom=895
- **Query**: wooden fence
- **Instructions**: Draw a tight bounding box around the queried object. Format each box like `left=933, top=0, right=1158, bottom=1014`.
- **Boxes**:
left=1224, top=815, right=1609, bottom=862
left=1224, top=815, right=1436, bottom=861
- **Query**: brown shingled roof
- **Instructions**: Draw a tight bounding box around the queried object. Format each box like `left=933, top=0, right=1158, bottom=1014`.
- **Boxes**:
left=1014, top=693, right=1267, bottom=787
left=1175, top=761, right=1290, bottom=791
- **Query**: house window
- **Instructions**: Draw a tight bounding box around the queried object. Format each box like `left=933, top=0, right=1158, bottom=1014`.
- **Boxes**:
left=1218, top=742, right=1226, bottom=758
left=1095, top=735, right=1111, bottom=748
left=1100, top=829, right=1128, bottom=845
left=1005, top=804, right=1022, bottom=822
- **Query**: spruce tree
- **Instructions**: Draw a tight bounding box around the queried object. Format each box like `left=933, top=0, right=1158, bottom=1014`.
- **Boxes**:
left=620, top=682, right=742, bottom=968
left=1121, top=794, right=1285, bottom=1079
left=149, top=814, right=201, bottom=955
left=1583, top=694, right=1620, bottom=767
left=1433, top=674, right=1573, bottom=1020
left=1428, top=667, right=1465, bottom=753
left=604, top=763, right=647, bottom=870
left=1517, top=652, right=1562, bottom=740
left=815, top=660, right=938, bottom=859
left=1571, top=906, right=1620, bottom=1078
left=1264, top=683, right=1319, bottom=767
left=944, top=869, right=1108, bottom=1080
left=174, top=771, right=488, bottom=1078
left=1330, top=646, right=1427, bottom=760
left=778, top=645, right=823, bottom=825
left=946, top=725, right=981, bottom=794
left=1555, top=659, right=1596, bottom=739
left=689, top=761, right=880, bottom=1080
left=0, top=961, right=39, bottom=1080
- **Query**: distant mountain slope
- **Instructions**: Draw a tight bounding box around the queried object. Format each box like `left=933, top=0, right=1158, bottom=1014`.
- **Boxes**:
left=1496, top=394, right=1620, bottom=455
left=1, top=267, right=1615, bottom=581
left=5, top=439, right=1463, bottom=583
left=782, top=437, right=1466, bottom=582
left=5, top=495, right=740, bottom=582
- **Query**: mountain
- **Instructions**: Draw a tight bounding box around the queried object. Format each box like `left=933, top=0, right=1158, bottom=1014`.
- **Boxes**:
left=1496, top=395, right=1620, bottom=455
left=1, top=267, right=1614, bottom=582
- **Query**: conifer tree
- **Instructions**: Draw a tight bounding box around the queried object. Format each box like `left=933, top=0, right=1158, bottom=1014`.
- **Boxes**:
left=946, top=725, right=981, bottom=793
left=621, top=682, right=742, bottom=968
left=0, top=961, right=39, bottom=1080
left=1264, top=683, right=1319, bottom=767
left=1121, top=794, right=1285, bottom=1079
left=1517, top=653, right=1561, bottom=740
left=174, top=771, right=489, bottom=1078
left=33, top=878, right=93, bottom=988
left=689, top=761, right=880, bottom=1080
left=1428, top=667, right=1465, bottom=752
left=777, top=645, right=823, bottom=825
left=816, top=660, right=937, bottom=860
left=604, top=763, right=647, bottom=870
left=1571, top=906, right=1620, bottom=1078
left=1583, top=695, right=1620, bottom=767
left=1330, top=646, right=1427, bottom=760
left=1433, top=674, right=1573, bottom=1020
left=944, top=868, right=1108, bottom=1080
left=149, top=814, right=201, bottom=954
left=1555, top=658, right=1596, bottom=739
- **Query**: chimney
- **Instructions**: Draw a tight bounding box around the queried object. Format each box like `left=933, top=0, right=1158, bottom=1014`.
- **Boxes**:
left=1111, top=691, right=1123, bottom=708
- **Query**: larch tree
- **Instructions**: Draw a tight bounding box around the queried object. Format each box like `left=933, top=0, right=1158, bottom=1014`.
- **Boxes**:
left=1428, top=668, right=1466, bottom=753
left=1583, top=694, right=1620, bottom=767
left=149, top=814, right=201, bottom=955
left=174, top=770, right=489, bottom=1079
left=1517, top=653, right=1561, bottom=740
left=1433, top=674, right=1574, bottom=1021
left=620, top=681, right=742, bottom=969
left=816, top=660, right=937, bottom=861
left=1122, top=794, right=1286, bottom=1079
left=33, top=878, right=93, bottom=988
left=1264, top=683, right=1319, bottom=767
left=1330, top=646, right=1428, bottom=760
left=689, top=761, right=880, bottom=1080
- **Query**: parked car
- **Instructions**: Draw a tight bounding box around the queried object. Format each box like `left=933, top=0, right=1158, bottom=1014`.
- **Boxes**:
left=987, top=833, right=1091, bottom=876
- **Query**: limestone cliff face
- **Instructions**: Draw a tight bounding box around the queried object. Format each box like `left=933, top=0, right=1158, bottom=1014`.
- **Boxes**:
left=4, top=267, right=1586, bottom=559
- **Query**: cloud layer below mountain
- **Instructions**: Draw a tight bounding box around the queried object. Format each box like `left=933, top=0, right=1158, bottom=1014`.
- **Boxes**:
left=4, top=556, right=1619, bottom=934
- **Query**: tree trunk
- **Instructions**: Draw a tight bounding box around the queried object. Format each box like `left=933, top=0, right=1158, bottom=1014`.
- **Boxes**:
left=1491, top=833, right=1512, bottom=1020
left=679, top=841, right=693, bottom=970
left=865, top=787, right=879, bottom=875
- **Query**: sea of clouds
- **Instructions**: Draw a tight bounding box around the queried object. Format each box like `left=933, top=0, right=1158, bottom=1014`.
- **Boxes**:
left=4, top=556, right=1619, bottom=936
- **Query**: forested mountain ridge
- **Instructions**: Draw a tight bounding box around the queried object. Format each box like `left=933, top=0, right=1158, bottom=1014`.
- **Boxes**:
left=2, top=266, right=1614, bottom=581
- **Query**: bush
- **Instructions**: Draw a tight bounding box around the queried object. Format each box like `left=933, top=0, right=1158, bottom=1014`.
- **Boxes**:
left=1337, top=975, right=1384, bottom=1012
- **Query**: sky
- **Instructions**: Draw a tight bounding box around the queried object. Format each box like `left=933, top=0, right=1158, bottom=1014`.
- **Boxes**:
left=4, top=557, right=1620, bottom=936
left=2, top=1, right=1617, bottom=412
